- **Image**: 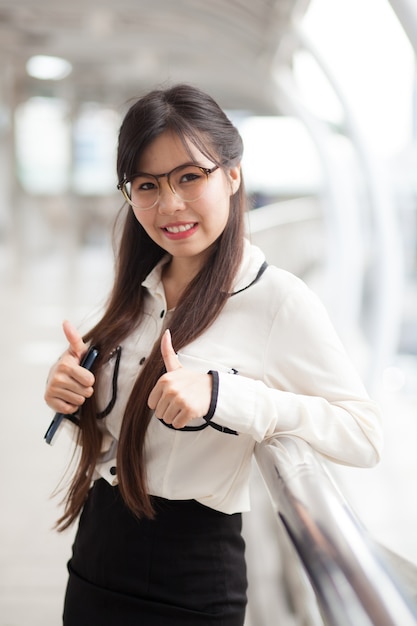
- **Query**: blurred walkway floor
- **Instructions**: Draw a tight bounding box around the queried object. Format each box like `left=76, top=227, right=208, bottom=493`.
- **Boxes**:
left=1, top=244, right=416, bottom=626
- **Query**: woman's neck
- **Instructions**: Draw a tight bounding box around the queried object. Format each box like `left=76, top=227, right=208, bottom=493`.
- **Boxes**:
left=161, top=257, right=202, bottom=310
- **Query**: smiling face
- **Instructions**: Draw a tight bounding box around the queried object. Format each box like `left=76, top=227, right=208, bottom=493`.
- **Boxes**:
left=131, top=130, right=241, bottom=274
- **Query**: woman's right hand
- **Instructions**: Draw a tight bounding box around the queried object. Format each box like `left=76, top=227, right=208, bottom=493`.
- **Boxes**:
left=44, top=320, right=95, bottom=414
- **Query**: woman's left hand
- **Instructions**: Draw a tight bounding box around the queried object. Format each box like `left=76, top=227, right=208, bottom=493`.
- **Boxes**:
left=148, top=329, right=212, bottom=428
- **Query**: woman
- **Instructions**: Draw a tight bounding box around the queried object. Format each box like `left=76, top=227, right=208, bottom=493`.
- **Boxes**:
left=44, top=84, right=383, bottom=626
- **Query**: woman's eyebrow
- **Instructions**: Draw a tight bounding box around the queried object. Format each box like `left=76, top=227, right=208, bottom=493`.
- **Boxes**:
left=133, top=161, right=203, bottom=177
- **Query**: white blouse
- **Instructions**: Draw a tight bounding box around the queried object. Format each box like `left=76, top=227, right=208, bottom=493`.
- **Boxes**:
left=60, top=240, right=383, bottom=514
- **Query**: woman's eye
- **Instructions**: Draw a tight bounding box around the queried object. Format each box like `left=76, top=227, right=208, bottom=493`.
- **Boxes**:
left=139, top=181, right=157, bottom=191
left=132, top=178, right=157, bottom=192
left=180, top=171, right=200, bottom=183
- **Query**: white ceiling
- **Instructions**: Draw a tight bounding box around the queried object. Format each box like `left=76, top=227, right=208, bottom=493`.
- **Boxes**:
left=0, top=0, right=311, bottom=113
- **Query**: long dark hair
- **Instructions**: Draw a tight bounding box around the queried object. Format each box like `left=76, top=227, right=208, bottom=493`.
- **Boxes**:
left=57, top=84, right=247, bottom=529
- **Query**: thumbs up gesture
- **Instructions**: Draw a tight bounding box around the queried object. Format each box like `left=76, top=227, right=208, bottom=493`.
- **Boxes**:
left=148, top=330, right=212, bottom=429
left=44, top=320, right=95, bottom=414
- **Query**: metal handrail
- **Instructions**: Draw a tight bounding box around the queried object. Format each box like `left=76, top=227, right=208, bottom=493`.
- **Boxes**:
left=255, top=436, right=417, bottom=626
left=388, top=0, right=417, bottom=56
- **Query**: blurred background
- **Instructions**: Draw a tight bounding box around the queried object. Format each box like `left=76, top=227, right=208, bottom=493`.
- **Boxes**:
left=0, top=0, right=416, bottom=624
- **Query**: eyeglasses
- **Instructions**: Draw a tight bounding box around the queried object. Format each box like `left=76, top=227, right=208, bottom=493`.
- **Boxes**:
left=117, top=163, right=219, bottom=211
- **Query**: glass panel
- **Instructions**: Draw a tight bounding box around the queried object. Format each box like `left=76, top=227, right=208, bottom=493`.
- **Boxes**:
left=72, top=103, right=120, bottom=195
left=15, top=97, right=70, bottom=195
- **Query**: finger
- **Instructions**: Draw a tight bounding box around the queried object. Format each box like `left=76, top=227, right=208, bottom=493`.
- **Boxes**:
left=147, top=384, right=160, bottom=411
left=161, top=329, right=182, bottom=373
left=45, top=397, right=81, bottom=415
left=44, top=375, right=94, bottom=413
left=62, top=320, right=88, bottom=362
left=48, top=393, right=87, bottom=415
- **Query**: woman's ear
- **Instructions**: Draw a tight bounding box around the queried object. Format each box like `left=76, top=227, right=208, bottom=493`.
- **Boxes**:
left=228, top=165, right=241, bottom=195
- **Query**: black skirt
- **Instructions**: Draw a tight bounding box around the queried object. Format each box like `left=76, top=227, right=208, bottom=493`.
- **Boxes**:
left=63, top=479, right=247, bottom=626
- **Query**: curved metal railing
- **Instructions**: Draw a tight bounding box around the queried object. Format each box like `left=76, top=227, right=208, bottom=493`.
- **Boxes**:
left=255, top=435, right=417, bottom=626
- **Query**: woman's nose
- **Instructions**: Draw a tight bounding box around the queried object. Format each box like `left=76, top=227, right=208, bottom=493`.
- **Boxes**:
left=157, top=180, right=185, bottom=214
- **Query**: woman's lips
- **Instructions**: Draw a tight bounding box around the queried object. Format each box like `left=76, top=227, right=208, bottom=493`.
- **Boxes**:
left=161, top=222, right=198, bottom=239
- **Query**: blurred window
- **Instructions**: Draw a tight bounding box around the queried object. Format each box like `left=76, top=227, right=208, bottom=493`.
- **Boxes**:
left=14, top=98, right=120, bottom=197
left=72, top=103, right=120, bottom=195
left=15, top=97, right=70, bottom=194
left=238, top=116, right=321, bottom=198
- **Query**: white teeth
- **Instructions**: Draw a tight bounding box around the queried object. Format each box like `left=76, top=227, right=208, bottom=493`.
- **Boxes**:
left=165, top=223, right=195, bottom=233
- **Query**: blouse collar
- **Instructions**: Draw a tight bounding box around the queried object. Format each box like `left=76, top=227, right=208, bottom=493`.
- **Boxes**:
left=141, top=239, right=266, bottom=297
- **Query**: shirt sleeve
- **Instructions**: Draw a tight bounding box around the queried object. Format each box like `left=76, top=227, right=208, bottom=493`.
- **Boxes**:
left=213, top=283, right=383, bottom=468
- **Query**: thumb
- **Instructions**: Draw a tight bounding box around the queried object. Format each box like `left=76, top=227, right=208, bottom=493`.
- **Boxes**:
left=62, top=319, right=87, bottom=361
left=161, top=329, right=182, bottom=373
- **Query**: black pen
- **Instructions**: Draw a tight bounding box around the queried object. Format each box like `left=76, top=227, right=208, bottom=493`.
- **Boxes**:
left=44, top=346, right=99, bottom=445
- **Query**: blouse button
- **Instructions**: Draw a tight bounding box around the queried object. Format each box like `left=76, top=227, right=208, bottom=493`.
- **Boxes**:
left=139, top=357, right=146, bottom=365
left=110, top=466, right=117, bottom=476
left=160, top=309, right=165, bottom=318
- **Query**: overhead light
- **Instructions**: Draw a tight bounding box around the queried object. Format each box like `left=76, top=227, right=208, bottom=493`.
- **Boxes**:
left=26, top=55, right=73, bottom=80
